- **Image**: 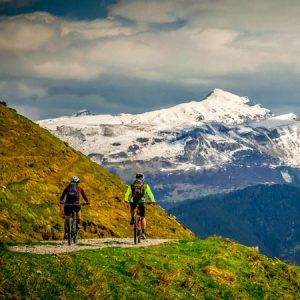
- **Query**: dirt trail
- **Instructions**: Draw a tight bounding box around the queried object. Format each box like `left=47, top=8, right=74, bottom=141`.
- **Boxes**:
left=10, top=238, right=171, bottom=255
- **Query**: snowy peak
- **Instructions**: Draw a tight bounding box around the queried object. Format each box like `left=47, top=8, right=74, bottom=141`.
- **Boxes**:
left=125, top=88, right=272, bottom=126
left=195, top=88, right=272, bottom=124
left=205, top=89, right=251, bottom=105
left=38, top=89, right=273, bottom=130
left=73, top=109, right=94, bottom=117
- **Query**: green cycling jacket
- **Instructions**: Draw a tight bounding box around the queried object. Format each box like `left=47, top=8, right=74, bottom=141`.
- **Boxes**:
left=124, top=183, right=155, bottom=203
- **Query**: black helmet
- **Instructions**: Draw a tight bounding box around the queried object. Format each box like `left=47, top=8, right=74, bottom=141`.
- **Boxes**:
left=135, top=173, right=144, bottom=180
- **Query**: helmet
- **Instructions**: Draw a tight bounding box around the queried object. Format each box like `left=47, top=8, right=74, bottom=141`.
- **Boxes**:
left=135, top=173, right=144, bottom=180
left=71, top=176, right=80, bottom=183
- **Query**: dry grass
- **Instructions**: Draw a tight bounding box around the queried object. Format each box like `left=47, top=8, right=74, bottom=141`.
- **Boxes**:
left=203, top=265, right=237, bottom=287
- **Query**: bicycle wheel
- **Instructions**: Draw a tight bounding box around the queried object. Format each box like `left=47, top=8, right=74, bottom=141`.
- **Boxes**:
left=137, top=218, right=141, bottom=243
left=72, top=213, right=78, bottom=244
left=133, top=215, right=138, bottom=245
left=68, top=217, right=72, bottom=245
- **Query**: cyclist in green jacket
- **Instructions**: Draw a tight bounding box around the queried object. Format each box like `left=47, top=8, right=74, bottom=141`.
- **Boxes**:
left=124, top=173, right=155, bottom=239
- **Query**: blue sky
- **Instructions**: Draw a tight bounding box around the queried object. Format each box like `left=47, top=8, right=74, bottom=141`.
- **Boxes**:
left=1, top=0, right=300, bottom=120
left=0, top=0, right=116, bottom=19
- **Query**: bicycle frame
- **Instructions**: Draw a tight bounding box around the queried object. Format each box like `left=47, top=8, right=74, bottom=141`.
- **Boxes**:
left=133, top=206, right=142, bottom=245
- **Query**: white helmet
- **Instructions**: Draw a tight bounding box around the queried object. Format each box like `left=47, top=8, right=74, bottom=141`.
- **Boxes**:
left=71, top=176, right=80, bottom=183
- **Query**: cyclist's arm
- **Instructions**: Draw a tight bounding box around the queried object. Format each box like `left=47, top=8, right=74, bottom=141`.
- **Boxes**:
left=80, top=188, right=90, bottom=204
left=59, top=187, right=67, bottom=203
left=144, top=184, right=155, bottom=202
left=124, top=185, right=132, bottom=202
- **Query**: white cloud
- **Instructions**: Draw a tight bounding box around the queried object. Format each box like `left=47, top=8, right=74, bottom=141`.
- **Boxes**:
left=0, top=14, right=55, bottom=51
left=109, top=0, right=300, bottom=32
left=1, top=2, right=300, bottom=84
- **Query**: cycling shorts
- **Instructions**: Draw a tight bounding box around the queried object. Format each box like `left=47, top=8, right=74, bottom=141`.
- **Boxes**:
left=64, top=204, right=81, bottom=216
left=130, top=201, right=146, bottom=217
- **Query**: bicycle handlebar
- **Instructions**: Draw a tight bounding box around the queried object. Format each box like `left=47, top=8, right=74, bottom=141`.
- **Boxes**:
left=60, top=202, right=90, bottom=206
left=125, top=201, right=156, bottom=204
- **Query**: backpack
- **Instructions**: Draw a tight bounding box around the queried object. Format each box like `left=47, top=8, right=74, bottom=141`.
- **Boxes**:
left=67, top=183, right=80, bottom=203
left=131, top=179, right=145, bottom=199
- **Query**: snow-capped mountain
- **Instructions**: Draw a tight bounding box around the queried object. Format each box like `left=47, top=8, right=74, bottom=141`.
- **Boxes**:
left=37, top=89, right=300, bottom=204
left=40, top=88, right=271, bottom=127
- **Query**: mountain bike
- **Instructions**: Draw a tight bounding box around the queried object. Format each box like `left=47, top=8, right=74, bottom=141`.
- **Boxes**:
left=63, top=203, right=88, bottom=245
left=133, top=201, right=155, bottom=245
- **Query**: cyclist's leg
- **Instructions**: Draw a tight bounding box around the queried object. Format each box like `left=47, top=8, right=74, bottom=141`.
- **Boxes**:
left=64, top=205, right=72, bottom=237
left=77, top=207, right=82, bottom=225
left=76, top=206, right=81, bottom=228
left=139, top=203, right=146, bottom=230
left=130, top=201, right=137, bottom=224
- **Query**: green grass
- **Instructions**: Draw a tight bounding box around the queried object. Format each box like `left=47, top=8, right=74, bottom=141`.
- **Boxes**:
left=1, top=238, right=300, bottom=299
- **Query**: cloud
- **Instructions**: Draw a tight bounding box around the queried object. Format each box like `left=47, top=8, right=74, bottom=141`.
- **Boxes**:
left=0, top=14, right=55, bottom=51
left=109, top=0, right=300, bottom=32
left=1, top=5, right=300, bottom=85
left=1, top=1, right=300, bottom=119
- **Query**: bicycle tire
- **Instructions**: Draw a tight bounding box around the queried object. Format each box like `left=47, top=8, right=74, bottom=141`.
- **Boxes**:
left=73, top=212, right=78, bottom=244
left=137, top=218, right=141, bottom=243
left=134, top=216, right=138, bottom=245
left=68, top=217, right=72, bottom=246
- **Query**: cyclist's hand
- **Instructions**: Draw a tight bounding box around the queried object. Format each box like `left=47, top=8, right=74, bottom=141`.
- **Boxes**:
left=82, top=202, right=90, bottom=206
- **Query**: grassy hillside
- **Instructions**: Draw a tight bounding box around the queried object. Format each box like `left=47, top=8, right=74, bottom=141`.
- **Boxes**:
left=1, top=238, right=300, bottom=299
left=0, top=104, right=194, bottom=241
left=171, top=184, right=300, bottom=264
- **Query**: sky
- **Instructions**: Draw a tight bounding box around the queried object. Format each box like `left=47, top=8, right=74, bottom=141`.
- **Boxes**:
left=0, top=0, right=300, bottom=120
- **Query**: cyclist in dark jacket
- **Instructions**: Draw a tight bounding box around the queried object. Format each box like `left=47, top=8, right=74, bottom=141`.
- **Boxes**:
left=59, top=176, right=90, bottom=238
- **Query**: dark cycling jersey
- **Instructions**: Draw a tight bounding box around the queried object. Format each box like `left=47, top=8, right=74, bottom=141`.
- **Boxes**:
left=60, top=185, right=89, bottom=204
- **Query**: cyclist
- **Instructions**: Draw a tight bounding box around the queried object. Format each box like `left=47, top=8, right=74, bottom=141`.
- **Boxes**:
left=124, top=173, right=155, bottom=239
left=59, top=176, right=90, bottom=239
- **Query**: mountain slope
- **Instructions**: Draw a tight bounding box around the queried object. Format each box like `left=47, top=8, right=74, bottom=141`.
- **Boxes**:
left=1, top=238, right=300, bottom=299
left=171, top=184, right=300, bottom=264
left=0, top=104, right=194, bottom=241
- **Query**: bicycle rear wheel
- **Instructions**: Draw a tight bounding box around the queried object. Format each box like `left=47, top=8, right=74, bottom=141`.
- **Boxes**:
left=72, top=215, right=78, bottom=244
left=68, top=217, right=72, bottom=245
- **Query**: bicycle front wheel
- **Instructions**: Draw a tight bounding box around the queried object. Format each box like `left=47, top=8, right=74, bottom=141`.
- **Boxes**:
left=137, top=219, right=141, bottom=244
left=133, top=216, right=138, bottom=245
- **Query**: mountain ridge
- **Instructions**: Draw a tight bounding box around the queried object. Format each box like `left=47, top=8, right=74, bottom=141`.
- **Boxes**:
left=170, top=183, right=300, bottom=264
left=39, top=88, right=272, bottom=127
left=37, top=89, right=300, bottom=203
